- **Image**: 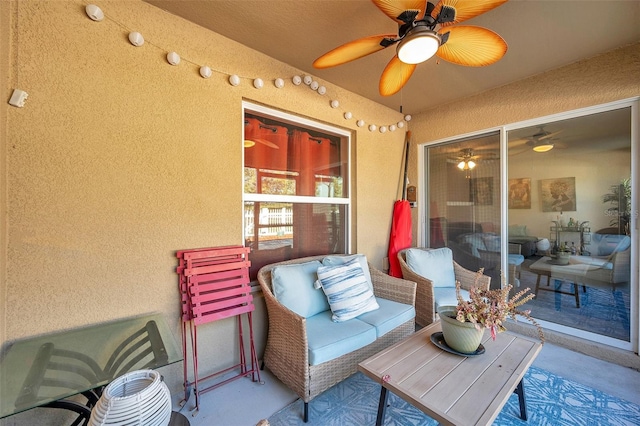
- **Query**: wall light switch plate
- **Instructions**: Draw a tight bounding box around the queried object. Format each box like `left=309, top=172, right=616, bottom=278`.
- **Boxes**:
left=9, top=89, right=28, bottom=107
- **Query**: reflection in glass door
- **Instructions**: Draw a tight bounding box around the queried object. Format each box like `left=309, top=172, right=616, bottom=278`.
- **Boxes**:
left=507, top=107, right=633, bottom=345
left=426, top=132, right=503, bottom=288
left=423, top=101, right=636, bottom=350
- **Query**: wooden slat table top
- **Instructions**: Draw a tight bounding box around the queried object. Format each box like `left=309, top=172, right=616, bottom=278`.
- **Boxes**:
left=358, top=322, right=542, bottom=426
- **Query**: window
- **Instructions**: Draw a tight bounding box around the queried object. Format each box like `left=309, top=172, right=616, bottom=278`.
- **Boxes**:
left=243, top=102, right=351, bottom=280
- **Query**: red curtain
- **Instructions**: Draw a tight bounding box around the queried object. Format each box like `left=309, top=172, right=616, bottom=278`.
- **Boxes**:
left=244, top=118, right=288, bottom=171
left=288, top=130, right=331, bottom=195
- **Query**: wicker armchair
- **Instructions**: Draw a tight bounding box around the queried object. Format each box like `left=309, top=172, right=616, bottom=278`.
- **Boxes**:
left=257, top=255, right=416, bottom=422
left=398, top=248, right=490, bottom=327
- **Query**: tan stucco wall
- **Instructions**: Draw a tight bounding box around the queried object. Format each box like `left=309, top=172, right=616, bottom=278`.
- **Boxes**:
left=407, top=42, right=640, bottom=243
left=2, top=0, right=639, bottom=423
left=0, top=1, right=405, bottom=422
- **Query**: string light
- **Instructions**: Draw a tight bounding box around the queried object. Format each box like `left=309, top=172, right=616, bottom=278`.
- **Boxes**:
left=83, top=4, right=410, bottom=136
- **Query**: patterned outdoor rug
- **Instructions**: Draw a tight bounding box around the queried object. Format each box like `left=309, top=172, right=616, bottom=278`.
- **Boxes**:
left=268, top=368, right=640, bottom=425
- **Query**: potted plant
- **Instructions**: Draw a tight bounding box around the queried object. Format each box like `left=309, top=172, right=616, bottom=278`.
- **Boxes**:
left=602, top=177, right=631, bottom=235
left=439, top=272, right=544, bottom=354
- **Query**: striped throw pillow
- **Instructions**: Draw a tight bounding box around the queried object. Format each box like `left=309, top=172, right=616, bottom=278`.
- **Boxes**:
left=315, top=258, right=379, bottom=322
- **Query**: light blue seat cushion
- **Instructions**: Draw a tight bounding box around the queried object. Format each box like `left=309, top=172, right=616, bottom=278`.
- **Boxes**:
left=434, top=287, right=470, bottom=312
left=356, top=298, right=415, bottom=337
left=405, top=247, right=456, bottom=288
left=322, top=254, right=373, bottom=290
left=316, top=257, right=379, bottom=322
left=508, top=254, right=525, bottom=266
left=271, top=260, right=329, bottom=318
left=305, top=311, right=376, bottom=366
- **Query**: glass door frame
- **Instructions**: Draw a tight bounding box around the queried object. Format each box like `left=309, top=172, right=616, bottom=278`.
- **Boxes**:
left=417, top=97, right=639, bottom=352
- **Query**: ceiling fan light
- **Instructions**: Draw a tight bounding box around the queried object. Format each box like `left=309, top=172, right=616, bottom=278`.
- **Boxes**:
left=533, top=142, right=554, bottom=152
left=457, top=160, right=476, bottom=170
left=244, top=139, right=256, bottom=148
left=397, top=28, right=440, bottom=64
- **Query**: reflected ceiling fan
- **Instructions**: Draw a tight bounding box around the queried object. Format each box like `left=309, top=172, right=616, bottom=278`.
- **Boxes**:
left=313, top=0, right=509, bottom=96
left=510, top=125, right=564, bottom=154
left=447, top=148, right=497, bottom=170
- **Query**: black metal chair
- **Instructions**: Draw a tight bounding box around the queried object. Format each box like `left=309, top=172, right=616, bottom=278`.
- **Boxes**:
left=103, top=320, right=169, bottom=380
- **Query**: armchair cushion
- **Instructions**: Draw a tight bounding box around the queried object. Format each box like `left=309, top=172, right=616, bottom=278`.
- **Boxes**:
left=305, top=311, right=377, bottom=366
left=405, top=247, right=456, bottom=288
left=316, top=258, right=379, bottom=322
left=272, top=260, right=329, bottom=318
left=434, top=287, right=470, bottom=312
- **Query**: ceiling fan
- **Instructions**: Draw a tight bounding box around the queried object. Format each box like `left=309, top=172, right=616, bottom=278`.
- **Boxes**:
left=313, top=0, right=509, bottom=96
left=447, top=148, right=497, bottom=170
left=510, top=125, right=564, bottom=153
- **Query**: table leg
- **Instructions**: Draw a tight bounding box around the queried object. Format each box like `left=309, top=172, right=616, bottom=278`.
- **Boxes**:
left=573, top=282, right=580, bottom=308
left=376, top=386, right=389, bottom=426
left=514, top=379, right=527, bottom=421
left=534, top=274, right=541, bottom=295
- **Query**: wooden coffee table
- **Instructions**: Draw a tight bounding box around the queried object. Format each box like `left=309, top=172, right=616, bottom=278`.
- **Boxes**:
left=529, top=256, right=589, bottom=307
left=358, top=322, right=542, bottom=426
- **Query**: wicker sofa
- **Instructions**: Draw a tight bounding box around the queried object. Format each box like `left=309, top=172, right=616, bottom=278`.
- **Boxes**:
left=257, top=254, right=416, bottom=422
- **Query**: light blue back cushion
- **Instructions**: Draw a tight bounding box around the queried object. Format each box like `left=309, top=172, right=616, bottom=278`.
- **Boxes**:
left=272, top=260, right=329, bottom=318
left=406, top=247, right=456, bottom=288
left=322, top=254, right=373, bottom=290
left=316, top=258, right=379, bottom=322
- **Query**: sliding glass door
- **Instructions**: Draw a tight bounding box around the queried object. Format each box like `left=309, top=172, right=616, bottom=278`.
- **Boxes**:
left=507, top=106, right=634, bottom=347
left=422, top=100, right=637, bottom=351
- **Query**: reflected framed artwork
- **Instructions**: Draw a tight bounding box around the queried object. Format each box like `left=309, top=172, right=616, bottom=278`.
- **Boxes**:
left=508, top=178, right=531, bottom=209
left=469, top=177, right=493, bottom=205
left=540, top=177, right=576, bottom=212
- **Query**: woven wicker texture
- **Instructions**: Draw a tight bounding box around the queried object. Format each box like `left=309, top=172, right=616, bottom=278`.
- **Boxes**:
left=398, top=248, right=490, bottom=327
left=257, top=255, right=416, bottom=406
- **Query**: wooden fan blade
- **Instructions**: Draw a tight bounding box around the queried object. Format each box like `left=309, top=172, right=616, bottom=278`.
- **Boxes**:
left=372, top=0, right=429, bottom=24
left=538, top=130, right=563, bottom=140
left=313, top=34, right=397, bottom=69
left=253, top=138, right=279, bottom=149
left=432, top=0, right=508, bottom=26
left=508, top=138, right=530, bottom=147
left=436, top=26, right=507, bottom=66
left=379, top=55, right=417, bottom=96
